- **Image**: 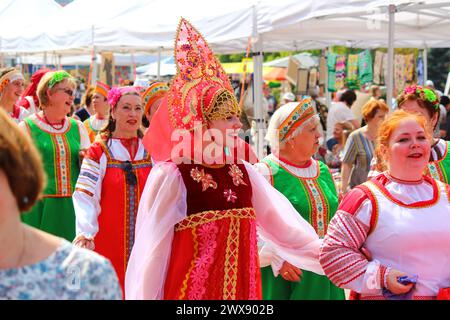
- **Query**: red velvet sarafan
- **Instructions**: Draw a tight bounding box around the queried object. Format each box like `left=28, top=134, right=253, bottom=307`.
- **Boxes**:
left=164, top=163, right=262, bottom=300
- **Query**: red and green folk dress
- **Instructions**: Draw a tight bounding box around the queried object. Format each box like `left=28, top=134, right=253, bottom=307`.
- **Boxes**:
left=125, top=160, right=324, bottom=300
left=426, top=139, right=450, bottom=184
left=255, top=154, right=345, bottom=300
left=72, top=138, right=152, bottom=292
left=20, top=113, right=90, bottom=241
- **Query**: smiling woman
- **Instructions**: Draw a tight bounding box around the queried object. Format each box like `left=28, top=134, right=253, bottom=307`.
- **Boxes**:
left=18, top=70, right=91, bottom=242
left=0, top=67, right=28, bottom=123
left=320, top=110, right=450, bottom=300
left=72, top=86, right=153, bottom=295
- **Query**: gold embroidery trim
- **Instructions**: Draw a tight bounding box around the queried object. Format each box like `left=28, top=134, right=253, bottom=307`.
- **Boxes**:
left=175, top=207, right=255, bottom=232
left=222, top=217, right=240, bottom=300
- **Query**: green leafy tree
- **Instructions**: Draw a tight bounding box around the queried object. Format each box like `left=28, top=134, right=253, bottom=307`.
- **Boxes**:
left=427, top=48, right=450, bottom=92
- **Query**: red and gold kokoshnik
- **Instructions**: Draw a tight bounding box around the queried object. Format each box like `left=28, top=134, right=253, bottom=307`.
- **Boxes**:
left=168, top=18, right=240, bottom=131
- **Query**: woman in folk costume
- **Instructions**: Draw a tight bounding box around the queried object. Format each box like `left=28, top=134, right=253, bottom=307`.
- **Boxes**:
left=84, top=81, right=111, bottom=143
left=19, top=70, right=90, bottom=241
left=254, top=100, right=345, bottom=300
left=72, top=86, right=152, bottom=293
left=18, top=68, right=51, bottom=115
left=141, top=82, right=169, bottom=129
left=320, top=110, right=450, bottom=300
left=125, top=18, right=322, bottom=300
left=368, top=85, right=450, bottom=184
left=0, top=67, right=29, bottom=123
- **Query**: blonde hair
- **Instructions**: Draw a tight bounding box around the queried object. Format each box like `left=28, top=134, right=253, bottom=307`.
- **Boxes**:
left=0, top=109, right=46, bottom=211
left=375, top=110, right=432, bottom=172
left=37, top=70, right=76, bottom=108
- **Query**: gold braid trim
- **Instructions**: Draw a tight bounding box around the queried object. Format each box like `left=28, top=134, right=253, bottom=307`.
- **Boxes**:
left=175, top=207, right=255, bottom=232
left=222, top=217, right=240, bottom=300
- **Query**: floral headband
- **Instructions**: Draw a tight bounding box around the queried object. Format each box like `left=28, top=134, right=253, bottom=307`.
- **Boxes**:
left=401, top=85, right=440, bottom=110
left=107, top=86, right=140, bottom=108
left=48, top=71, right=72, bottom=88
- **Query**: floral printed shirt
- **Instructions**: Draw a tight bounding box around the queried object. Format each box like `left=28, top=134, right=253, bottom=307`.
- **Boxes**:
left=0, top=240, right=122, bottom=300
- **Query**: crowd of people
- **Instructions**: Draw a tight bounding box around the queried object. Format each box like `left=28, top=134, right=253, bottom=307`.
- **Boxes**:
left=1, top=18, right=450, bottom=300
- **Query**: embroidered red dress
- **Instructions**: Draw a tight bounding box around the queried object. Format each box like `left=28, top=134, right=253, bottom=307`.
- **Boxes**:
left=164, top=163, right=260, bottom=299
left=73, top=138, right=152, bottom=292
left=125, top=159, right=324, bottom=300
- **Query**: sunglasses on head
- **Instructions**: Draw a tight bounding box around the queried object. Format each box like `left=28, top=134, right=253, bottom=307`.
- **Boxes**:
left=123, top=160, right=137, bottom=186
left=55, top=88, right=76, bottom=97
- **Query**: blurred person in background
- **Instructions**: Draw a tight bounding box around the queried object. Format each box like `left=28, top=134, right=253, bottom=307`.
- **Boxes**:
left=340, top=99, right=388, bottom=195
left=0, top=67, right=28, bottom=123
left=84, top=81, right=110, bottom=143
left=18, top=68, right=51, bottom=115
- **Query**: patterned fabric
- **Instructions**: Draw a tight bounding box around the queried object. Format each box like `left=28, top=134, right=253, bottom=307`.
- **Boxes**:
left=142, top=82, right=169, bottom=115
left=163, top=163, right=261, bottom=300
left=358, top=50, right=373, bottom=85
left=346, top=54, right=359, bottom=89
left=77, top=140, right=152, bottom=293
left=327, top=52, right=338, bottom=92
left=94, top=81, right=110, bottom=98
left=0, top=240, right=122, bottom=300
left=373, top=51, right=384, bottom=85
left=335, top=55, right=346, bottom=91
left=342, top=127, right=374, bottom=188
left=22, top=117, right=82, bottom=241
left=404, top=54, right=415, bottom=83
left=394, top=54, right=406, bottom=95
left=278, top=98, right=315, bottom=142
left=426, top=141, right=450, bottom=184
left=261, top=157, right=344, bottom=300
left=320, top=174, right=450, bottom=299
left=168, top=18, right=238, bottom=130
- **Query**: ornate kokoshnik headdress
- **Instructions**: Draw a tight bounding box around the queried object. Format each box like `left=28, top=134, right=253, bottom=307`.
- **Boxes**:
left=143, top=18, right=245, bottom=162
left=168, top=17, right=240, bottom=131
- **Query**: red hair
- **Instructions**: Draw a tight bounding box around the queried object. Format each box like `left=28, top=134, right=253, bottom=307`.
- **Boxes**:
left=375, top=110, right=432, bottom=172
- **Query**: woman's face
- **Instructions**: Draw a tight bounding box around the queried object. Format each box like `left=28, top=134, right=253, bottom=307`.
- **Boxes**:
left=112, top=94, right=143, bottom=135
left=286, top=118, right=322, bottom=159
left=145, top=98, right=163, bottom=124
left=47, top=79, right=75, bottom=118
left=385, top=119, right=430, bottom=177
left=92, top=93, right=110, bottom=116
left=2, top=78, right=24, bottom=103
left=208, top=114, right=242, bottom=149
left=367, top=108, right=388, bottom=130
left=332, top=124, right=343, bottom=139
left=400, top=99, right=438, bottom=129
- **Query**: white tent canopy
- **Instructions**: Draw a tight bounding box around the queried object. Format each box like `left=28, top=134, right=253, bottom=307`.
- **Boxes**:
left=2, top=0, right=450, bottom=157
left=1, top=0, right=450, bottom=53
